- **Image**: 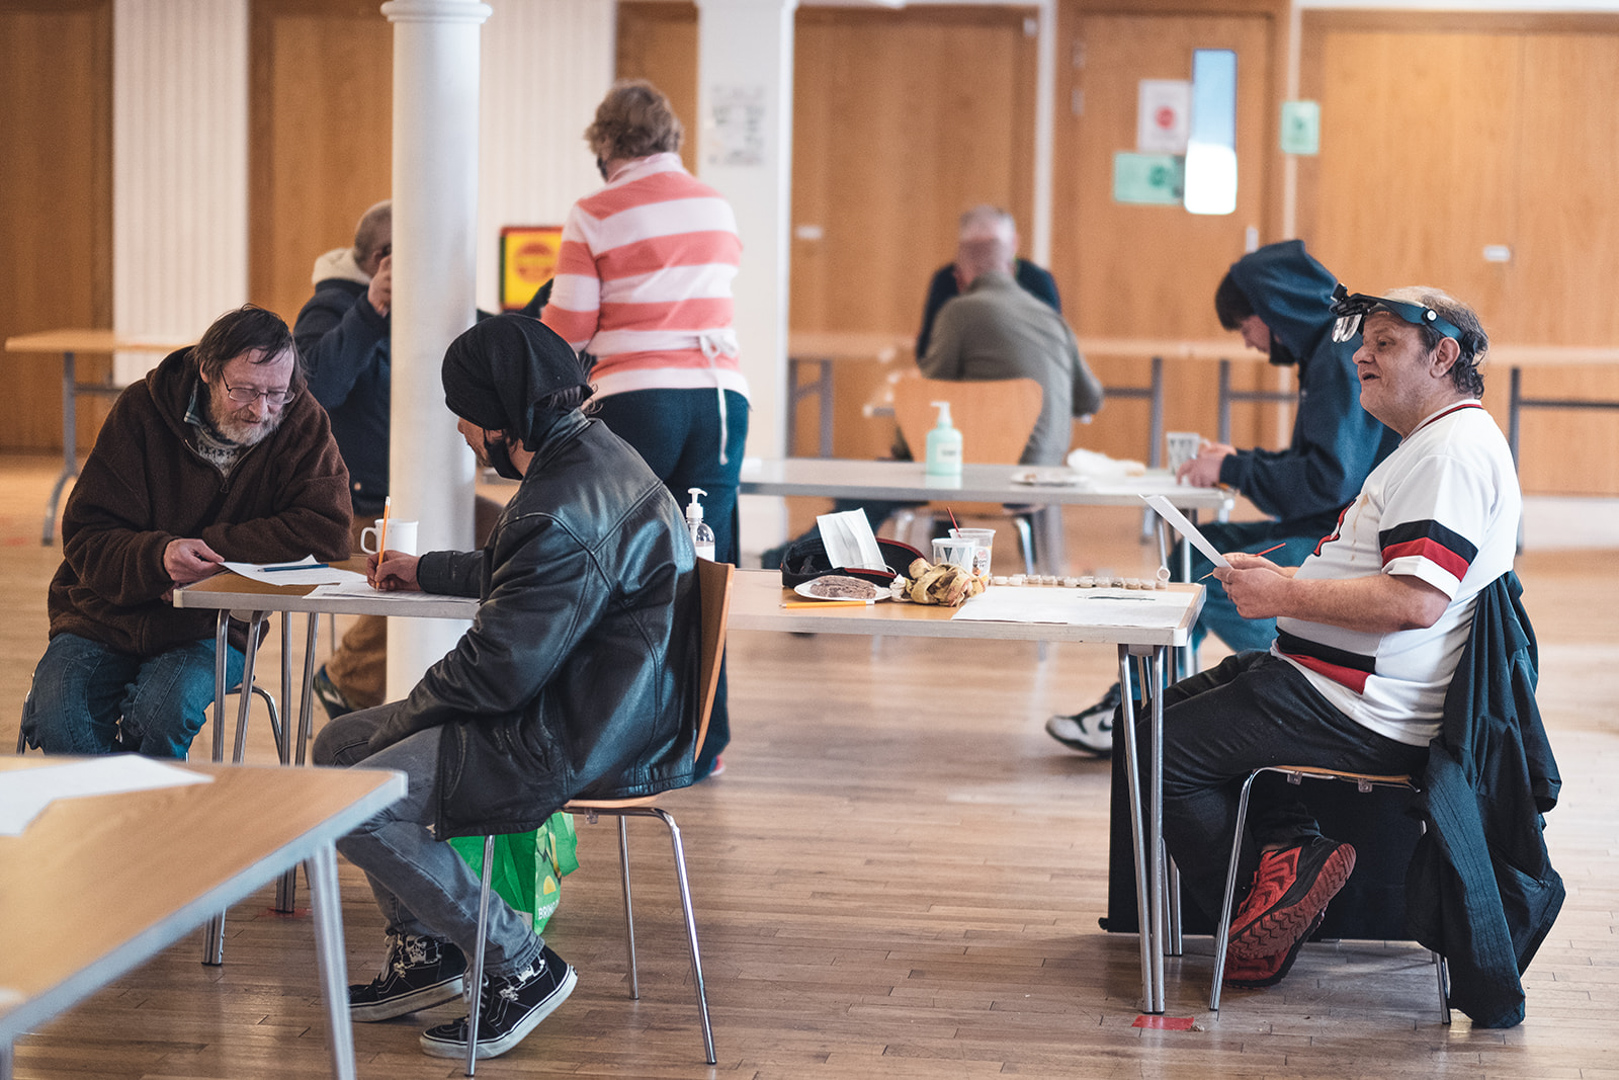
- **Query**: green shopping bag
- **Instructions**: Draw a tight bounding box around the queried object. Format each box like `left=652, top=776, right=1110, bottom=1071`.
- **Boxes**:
left=449, top=811, right=579, bottom=933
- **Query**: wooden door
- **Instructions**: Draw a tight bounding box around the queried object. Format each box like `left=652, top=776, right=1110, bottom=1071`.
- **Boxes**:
left=1053, top=9, right=1277, bottom=464
left=792, top=6, right=1038, bottom=459
left=616, top=1, right=698, bottom=175
left=0, top=0, right=112, bottom=452
left=249, top=0, right=392, bottom=326
left=1300, top=13, right=1619, bottom=494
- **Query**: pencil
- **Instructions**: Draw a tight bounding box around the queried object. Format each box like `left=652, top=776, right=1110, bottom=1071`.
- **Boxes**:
left=377, top=495, right=392, bottom=557
left=1200, top=542, right=1287, bottom=580
left=780, top=600, right=872, bottom=608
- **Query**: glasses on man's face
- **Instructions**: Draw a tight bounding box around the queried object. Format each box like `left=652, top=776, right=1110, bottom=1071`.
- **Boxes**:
left=222, top=380, right=297, bottom=408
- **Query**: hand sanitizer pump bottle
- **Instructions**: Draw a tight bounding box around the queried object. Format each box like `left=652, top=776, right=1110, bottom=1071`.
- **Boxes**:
left=685, top=487, right=716, bottom=562
left=924, top=400, right=963, bottom=477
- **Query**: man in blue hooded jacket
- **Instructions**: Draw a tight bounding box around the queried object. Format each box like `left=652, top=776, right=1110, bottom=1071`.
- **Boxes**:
left=1048, top=239, right=1400, bottom=755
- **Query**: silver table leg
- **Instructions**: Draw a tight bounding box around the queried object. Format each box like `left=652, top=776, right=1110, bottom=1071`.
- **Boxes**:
left=204, top=610, right=265, bottom=963
left=307, top=842, right=358, bottom=1080
left=1117, top=646, right=1156, bottom=1013
left=1126, top=643, right=1168, bottom=1014
left=43, top=350, right=81, bottom=545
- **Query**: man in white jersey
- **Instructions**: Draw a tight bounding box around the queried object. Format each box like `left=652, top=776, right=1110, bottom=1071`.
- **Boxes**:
left=1151, top=285, right=1515, bottom=988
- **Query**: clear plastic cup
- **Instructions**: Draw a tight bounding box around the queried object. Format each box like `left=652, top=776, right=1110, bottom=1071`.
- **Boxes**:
left=1166, top=431, right=1202, bottom=478
left=930, top=537, right=978, bottom=571
left=949, top=527, right=995, bottom=579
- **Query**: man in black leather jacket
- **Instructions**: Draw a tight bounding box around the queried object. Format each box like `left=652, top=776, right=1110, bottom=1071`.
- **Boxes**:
left=312, top=314, right=701, bottom=1061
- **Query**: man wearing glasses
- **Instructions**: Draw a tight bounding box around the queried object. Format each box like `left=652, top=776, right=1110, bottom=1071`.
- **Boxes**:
left=21, top=305, right=353, bottom=758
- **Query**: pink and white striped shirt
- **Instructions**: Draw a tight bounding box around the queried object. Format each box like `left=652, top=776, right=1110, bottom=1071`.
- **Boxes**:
left=542, top=153, right=749, bottom=402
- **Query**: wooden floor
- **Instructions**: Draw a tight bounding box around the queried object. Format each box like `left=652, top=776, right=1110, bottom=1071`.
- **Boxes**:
left=3, top=454, right=1616, bottom=1079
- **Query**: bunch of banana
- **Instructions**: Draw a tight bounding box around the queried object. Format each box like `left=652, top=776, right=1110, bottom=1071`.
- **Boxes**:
left=903, top=557, right=986, bottom=606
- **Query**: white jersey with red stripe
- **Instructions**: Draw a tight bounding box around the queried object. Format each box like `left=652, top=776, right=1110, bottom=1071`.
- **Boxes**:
left=541, top=152, right=750, bottom=402
left=1272, top=401, right=1521, bottom=746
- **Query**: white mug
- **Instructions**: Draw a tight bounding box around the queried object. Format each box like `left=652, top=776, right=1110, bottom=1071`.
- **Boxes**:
left=360, top=518, right=418, bottom=556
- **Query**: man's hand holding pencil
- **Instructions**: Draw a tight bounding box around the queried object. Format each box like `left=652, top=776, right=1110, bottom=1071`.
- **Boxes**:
left=367, top=549, right=422, bottom=592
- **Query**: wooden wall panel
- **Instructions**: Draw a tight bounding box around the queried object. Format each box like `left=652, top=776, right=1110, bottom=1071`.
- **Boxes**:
left=1053, top=9, right=1278, bottom=462
left=792, top=7, right=1036, bottom=459
left=1510, top=33, right=1619, bottom=493
left=615, top=1, right=698, bottom=175
left=1301, top=13, right=1619, bottom=495
left=248, top=0, right=392, bottom=326
left=0, top=0, right=112, bottom=453
left=791, top=6, right=1037, bottom=339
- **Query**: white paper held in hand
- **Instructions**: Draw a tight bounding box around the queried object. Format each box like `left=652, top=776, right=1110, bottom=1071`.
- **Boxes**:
left=1142, top=494, right=1230, bottom=569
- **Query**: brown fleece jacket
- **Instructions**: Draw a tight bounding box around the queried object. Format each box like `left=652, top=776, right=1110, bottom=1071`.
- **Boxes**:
left=47, top=346, right=353, bottom=656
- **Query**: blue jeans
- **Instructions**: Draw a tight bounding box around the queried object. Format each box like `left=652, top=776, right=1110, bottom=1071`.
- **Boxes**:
left=23, top=632, right=245, bottom=758
left=312, top=703, right=545, bottom=978
left=592, top=388, right=749, bottom=776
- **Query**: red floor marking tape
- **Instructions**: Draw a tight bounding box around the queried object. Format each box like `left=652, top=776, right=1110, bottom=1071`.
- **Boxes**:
left=1132, top=1015, right=1196, bottom=1030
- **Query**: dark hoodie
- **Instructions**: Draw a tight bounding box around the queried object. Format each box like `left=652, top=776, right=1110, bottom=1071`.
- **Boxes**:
left=47, top=347, right=353, bottom=656
left=1218, top=240, right=1401, bottom=537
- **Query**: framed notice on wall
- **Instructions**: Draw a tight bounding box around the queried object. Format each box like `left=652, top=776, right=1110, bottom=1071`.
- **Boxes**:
left=499, top=225, right=564, bottom=312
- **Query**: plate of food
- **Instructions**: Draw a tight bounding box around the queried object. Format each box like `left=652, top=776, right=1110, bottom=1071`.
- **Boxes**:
left=793, top=575, right=887, bottom=602
left=1010, top=467, right=1093, bottom=488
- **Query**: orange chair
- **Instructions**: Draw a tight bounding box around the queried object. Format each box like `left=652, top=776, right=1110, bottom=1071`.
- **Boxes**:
left=888, top=371, right=1046, bottom=574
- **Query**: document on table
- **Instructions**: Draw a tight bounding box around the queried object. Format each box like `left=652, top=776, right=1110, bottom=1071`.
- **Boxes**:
left=307, top=581, right=454, bottom=604
left=0, top=757, right=212, bottom=836
left=1142, top=494, right=1230, bottom=569
left=951, top=586, right=1196, bottom=629
left=222, top=557, right=366, bottom=587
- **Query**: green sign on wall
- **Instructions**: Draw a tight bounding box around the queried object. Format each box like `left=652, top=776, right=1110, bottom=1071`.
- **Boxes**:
left=1113, top=152, right=1185, bottom=205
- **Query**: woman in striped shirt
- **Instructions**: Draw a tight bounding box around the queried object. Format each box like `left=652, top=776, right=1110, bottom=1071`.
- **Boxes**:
left=542, top=80, right=747, bottom=778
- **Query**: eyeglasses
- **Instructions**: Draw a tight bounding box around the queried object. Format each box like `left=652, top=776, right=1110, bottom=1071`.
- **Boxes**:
left=222, top=380, right=298, bottom=407
left=1330, top=284, right=1466, bottom=347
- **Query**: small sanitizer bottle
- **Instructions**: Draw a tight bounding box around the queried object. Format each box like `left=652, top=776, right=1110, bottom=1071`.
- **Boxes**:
left=924, top=400, right=963, bottom=477
left=685, top=487, right=716, bottom=562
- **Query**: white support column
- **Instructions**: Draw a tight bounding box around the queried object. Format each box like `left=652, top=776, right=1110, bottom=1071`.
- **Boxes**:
left=381, top=0, right=492, bottom=699
left=695, top=0, right=797, bottom=555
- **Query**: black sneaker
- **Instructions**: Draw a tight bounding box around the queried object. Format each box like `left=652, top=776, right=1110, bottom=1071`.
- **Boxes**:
left=312, top=664, right=356, bottom=720
left=419, top=945, right=577, bottom=1060
left=1044, top=683, right=1122, bottom=756
left=349, top=932, right=467, bottom=1021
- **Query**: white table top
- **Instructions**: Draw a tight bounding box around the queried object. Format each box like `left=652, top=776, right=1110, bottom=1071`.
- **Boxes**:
left=173, top=559, right=478, bottom=619
left=729, top=570, right=1202, bottom=647
left=738, top=457, right=1233, bottom=511
left=0, top=759, right=403, bottom=1042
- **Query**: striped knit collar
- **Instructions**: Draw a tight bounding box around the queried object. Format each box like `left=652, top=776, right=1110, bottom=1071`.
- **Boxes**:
left=1408, top=400, right=1485, bottom=440
left=605, top=152, right=686, bottom=187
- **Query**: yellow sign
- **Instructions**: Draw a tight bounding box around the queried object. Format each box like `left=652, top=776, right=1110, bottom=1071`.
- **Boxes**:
left=500, top=225, right=564, bottom=311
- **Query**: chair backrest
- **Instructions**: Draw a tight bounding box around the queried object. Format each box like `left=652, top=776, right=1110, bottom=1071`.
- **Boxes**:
left=690, top=559, right=735, bottom=763
left=890, top=371, right=1043, bottom=464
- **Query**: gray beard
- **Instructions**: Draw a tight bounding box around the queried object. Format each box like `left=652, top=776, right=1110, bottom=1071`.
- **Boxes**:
left=212, top=409, right=283, bottom=447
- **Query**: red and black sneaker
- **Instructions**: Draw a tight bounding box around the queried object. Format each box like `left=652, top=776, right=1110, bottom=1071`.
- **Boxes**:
left=1223, top=910, right=1326, bottom=989
left=1226, top=836, right=1355, bottom=961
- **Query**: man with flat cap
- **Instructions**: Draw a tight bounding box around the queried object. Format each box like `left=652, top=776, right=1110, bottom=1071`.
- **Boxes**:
left=312, top=314, right=703, bottom=1061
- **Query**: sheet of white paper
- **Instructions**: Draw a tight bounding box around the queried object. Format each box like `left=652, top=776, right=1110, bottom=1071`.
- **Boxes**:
left=307, top=581, right=455, bottom=603
left=0, top=757, right=212, bottom=836
left=816, top=509, right=888, bottom=571
left=222, top=557, right=366, bottom=587
left=951, top=586, right=1195, bottom=629
left=1142, top=494, right=1230, bottom=569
